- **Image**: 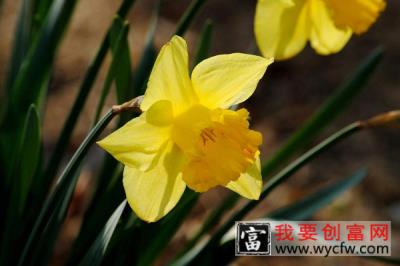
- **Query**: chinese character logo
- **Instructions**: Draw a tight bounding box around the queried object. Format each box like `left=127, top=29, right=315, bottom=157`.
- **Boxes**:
left=370, top=224, right=389, bottom=241
left=274, top=223, right=295, bottom=241
left=236, top=222, right=271, bottom=255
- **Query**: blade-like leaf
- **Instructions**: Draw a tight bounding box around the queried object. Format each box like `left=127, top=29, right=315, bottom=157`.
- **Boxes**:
left=93, top=20, right=130, bottom=124
left=0, top=0, right=77, bottom=185
left=18, top=110, right=116, bottom=266
left=132, top=1, right=159, bottom=95
left=9, top=0, right=78, bottom=115
left=6, top=0, right=36, bottom=91
left=67, top=164, right=125, bottom=265
left=14, top=105, right=42, bottom=214
left=262, top=47, right=384, bottom=177
left=192, top=19, right=213, bottom=68
left=41, top=0, right=136, bottom=200
left=212, top=170, right=368, bottom=265
left=267, top=169, right=367, bottom=220
left=106, top=190, right=198, bottom=266
left=0, top=105, right=41, bottom=265
left=78, top=200, right=127, bottom=266
left=109, top=17, right=133, bottom=104
left=135, top=191, right=198, bottom=266
left=174, top=0, right=208, bottom=36
left=219, top=169, right=368, bottom=245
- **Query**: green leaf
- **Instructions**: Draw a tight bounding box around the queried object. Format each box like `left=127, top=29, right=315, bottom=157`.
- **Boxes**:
left=0, top=105, right=41, bottom=265
left=132, top=1, right=159, bottom=95
left=262, top=47, right=384, bottom=177
left=207, top=170, right=367, bottom=266
left=6, top=0, right=36, bottom=91
left=174, top=0, right=208, bottom=36
left=41, top=0, right=136, bottom=200
left=93, top=20, right=130, bottom=124
left=267, top=169, right=367, bottom=220
left=192, top=19, right=213, bottom=67
left=107, top=190, right=198, bottom=266
left=0, top=0, right=79, bottom=204
left=135, top=191, right=198, bottom=266
left=133, top=0, right=209, bottom=94
left=109, top=17, right=133, bottom=104
left=15, top=105, right=42, bottom=214
left=35, top=0, right=54, bottom=26
left=78, top=200, right=127, bottom=266
left=9, top=0, right=78, bottom=116
left=67, top=164, right=125, bottom=265
left=18, top=110, right=116, bottom=266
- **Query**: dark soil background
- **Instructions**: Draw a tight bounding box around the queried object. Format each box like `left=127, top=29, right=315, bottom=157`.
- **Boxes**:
left=0, top=0, right=399, bottom=265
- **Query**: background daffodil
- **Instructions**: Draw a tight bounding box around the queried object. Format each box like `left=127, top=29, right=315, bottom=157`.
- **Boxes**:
left=254, top=0, right=386, bottom=60
left=98, top=36, right=273, bottom=222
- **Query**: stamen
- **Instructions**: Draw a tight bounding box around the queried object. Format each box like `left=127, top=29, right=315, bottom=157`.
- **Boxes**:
left=180, top=108, right=262, bottom=192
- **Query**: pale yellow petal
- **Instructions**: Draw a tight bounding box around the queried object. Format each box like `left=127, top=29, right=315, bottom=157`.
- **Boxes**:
left=309, top=0, right=352, bottom=55
left=225, top=155, right=262, bottom=200
left=123, top=142, right=186, bottom=222
left=254, top=0, right=310, bottom=60
left=191, top=53, right=272, bottom=109
left=97, top=101, right=172, bottom=171
left=141, top=35, right=196, bottom=114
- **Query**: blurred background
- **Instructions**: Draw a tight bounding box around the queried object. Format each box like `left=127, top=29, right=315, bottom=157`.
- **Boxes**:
left=0, top=0, right=399, bottom=265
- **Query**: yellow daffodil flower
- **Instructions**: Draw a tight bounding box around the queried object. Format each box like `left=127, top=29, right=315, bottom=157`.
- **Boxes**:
left=254, top=0, right=386, bottom=60
left=97, top=36, right=273, bottom=222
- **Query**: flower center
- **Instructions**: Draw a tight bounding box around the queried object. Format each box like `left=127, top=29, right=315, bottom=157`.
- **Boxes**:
left=172, top=105, right=262, bottom=192
left=323, top=0, right=386, bottom=34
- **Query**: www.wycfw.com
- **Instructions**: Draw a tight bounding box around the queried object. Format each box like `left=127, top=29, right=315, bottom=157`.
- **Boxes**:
left=274, top=242, right=390, bottom=256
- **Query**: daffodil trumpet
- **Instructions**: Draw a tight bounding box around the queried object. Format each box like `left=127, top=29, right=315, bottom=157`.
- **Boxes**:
left=254, top=0, right=386, bottom=60
left=98, top=35, right=273, bottom=222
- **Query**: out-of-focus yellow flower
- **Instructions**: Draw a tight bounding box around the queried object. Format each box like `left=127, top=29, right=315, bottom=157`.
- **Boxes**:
left=97, top=36, right=273, bottom=222
left=254, top=0, right=386, bottom=60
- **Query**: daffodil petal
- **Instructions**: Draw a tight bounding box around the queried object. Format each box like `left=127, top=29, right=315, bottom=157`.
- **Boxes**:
left=123, top=142, right=186, bottom=222
left=191, top=53, right=272, bottom=109
left=141, top=35, right=196, bottom=114
left=97, top=104, right=171, bottom=171
left=309, top=0, right=352, bottom=55
left=225, top=155, right=262, bottom=200
left=254, top=0, right=310, bottom=60
left=324, top=0, right=386, bottom=35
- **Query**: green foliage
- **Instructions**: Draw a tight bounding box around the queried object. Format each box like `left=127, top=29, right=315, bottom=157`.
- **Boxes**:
left=0, top=0, right=396, bottom=265
left=266, top=169, right=367, bottom=220
left=261, top=47, right=384, bottom=176
left=208, top=169, right=368, bottom=266
left=171, top=169, right=367, bottom=266
left=78, top=200, right=127, bottom=266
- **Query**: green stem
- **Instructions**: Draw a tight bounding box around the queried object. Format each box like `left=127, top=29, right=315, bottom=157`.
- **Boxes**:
left=18, top=110, right=115, bottom=266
